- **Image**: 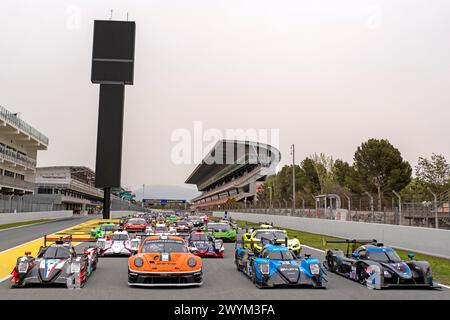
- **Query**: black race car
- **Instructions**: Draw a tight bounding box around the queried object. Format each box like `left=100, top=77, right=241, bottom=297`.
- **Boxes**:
left=324, top=239, right=439, bottom=289
left=10, top=236, right=98, bottom=288
left=188, top=231, right=224, bottom=258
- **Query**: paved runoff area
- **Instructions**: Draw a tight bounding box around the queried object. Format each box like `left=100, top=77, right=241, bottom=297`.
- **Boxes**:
left=1, top=218, right=450, bottom=300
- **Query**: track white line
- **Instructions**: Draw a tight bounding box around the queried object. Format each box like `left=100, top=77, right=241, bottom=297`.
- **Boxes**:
left=0, top=275, right=11, bottom=283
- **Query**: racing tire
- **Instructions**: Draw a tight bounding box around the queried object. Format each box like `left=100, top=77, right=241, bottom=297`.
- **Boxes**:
left=251, top=266, right=263, bottom=289
left=326, top=255, right=336, bottom=273
left=357, top=265, right=367, bottom=285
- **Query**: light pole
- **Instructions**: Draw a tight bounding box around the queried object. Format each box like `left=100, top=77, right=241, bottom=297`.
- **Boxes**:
left=427, top=187, right=439, bottom=229
left=268, top=185, right=272, bottom=209
left=142, top=184, right=145, bottom=209
left=290, top=144, right=295, bottom=216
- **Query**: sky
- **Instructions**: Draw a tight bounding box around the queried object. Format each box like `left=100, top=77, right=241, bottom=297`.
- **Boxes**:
left=0, top=0, right=449, bottom=192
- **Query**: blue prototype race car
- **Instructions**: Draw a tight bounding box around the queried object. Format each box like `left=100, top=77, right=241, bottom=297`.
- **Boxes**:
left=324, top=239, right=440, bottom=290
left=235, top=239, right=327, bottom=289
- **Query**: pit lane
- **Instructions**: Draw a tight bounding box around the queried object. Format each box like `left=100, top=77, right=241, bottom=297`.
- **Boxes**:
left=0, top=240, right=449, bottom=300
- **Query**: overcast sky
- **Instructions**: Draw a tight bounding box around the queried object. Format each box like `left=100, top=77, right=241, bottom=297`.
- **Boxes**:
left=0, top=0, right=449, bottom=191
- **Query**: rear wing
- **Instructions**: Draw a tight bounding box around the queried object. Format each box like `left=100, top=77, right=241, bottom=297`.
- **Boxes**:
left=235, top=236, right=288, bottom=250
left=324, top=239, right=378, bottom=256
left=135, top=231, right=191, bottom=240
left=243, top=222, right=273, bottom=232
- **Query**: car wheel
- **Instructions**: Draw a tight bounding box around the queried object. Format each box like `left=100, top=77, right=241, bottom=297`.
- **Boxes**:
left=327, top=255, right=336, bottom=272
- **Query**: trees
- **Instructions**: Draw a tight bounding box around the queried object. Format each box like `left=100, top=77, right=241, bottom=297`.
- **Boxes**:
left=353, top=139, right=412, bottom=211
left=415, top=153, right=450, bottom=194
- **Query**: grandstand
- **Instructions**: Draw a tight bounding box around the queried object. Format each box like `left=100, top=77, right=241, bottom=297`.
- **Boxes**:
left=185, top=140, right=281, bottom=209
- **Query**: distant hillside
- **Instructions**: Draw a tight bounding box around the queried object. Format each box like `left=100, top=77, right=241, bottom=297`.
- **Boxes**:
left=134, top=184, right=200, bottom=201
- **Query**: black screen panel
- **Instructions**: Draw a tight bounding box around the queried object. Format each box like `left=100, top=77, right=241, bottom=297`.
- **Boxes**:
left=95, top=84, right=125, bottom=188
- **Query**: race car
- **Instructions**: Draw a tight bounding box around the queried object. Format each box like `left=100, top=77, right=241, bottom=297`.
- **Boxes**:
left=187, top=216, right=203, bottom=227
left=11, top=236, right=98, bottom=288
left=96, top=231, right=140, bottom=256
left=188, top=231, right=224, bottom=258
left=90, top=223, right=120, bottom=239
left=166, top=214, right=178, bottom=223
left=123, top=218, right=148, bottom=232
left=128, top=235, right=203, bottom=287
left=154, top=223, right=169, bottom=233
left=206, top=222, right=237, bottom=242
left=235, top=239, right=326, bottom=289
left=242, top=227, right=301, bottom=256
left=324, top=239, right=439, bottom=289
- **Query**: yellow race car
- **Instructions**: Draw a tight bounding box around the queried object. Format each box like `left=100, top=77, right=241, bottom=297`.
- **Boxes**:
left=241, top=227, right=301, bottom=256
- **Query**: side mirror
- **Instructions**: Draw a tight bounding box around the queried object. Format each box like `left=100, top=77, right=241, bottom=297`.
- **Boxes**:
left=351, top=252, right=359, bottom=258
left=407, top=253, right=414, bottom=260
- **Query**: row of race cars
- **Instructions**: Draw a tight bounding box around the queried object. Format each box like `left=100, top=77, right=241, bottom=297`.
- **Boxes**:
left=10, top=211, right=440, bottom=290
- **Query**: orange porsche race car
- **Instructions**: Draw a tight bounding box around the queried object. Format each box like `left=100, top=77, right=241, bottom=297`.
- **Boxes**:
left=128, top=235, right=203, bottom=287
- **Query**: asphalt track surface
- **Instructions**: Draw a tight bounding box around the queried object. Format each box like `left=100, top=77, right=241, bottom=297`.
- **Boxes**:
left=0, top=215, right=102, bottom=252
left=1, top=227, right=450, bottom=299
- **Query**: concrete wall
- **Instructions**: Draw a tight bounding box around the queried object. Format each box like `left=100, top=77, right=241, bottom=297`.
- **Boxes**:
left=110, top=210, right=139, bottom=219
left=215, top=211, right=450, bottom=259
left=0, top=210, right=73, bottom=225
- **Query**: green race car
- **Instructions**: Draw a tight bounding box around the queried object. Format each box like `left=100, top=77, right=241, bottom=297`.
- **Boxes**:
left=241, top=227, right=301, bottom=256
left=166, top=214, right=178, bottom=223
left=90, top=223, right=120, bottom=239
left=206, top=222, right=237, bottom=242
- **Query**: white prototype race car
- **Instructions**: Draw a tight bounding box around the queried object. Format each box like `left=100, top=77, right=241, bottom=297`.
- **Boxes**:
left=96, top=231, right=139, bottom=256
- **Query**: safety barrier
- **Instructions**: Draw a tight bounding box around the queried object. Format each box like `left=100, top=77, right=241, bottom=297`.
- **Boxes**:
left=0, top=210, right=73, bottom=225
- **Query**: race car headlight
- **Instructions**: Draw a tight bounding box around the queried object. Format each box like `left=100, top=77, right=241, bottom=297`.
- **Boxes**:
left=310, top=263, right=320, bottom=275
left=188, top=257, right=197, bottom=267
left=71, top=262, right=81, bottom=274
left=134, top=257, right=144, bottom=268
left=17, top=261, right=28, bottom=273
left=258, top=262, right=270, bottom=275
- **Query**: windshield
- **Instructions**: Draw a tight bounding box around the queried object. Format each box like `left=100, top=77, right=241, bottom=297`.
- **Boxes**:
left=111, top=234, right=128, bottom=241
left=190, top=234, right=208, bottom=241
left=254, top=231, right=287, bottom=241
left=366, top=250, right=402, bottom=263
left=128, top=219, right=146, bottom=225
left=155, top=226, right=167, bottom=231
left=208, top=223, right=230, bottom=231
left=263, top=250, right=295, bottom=260
left=43, top=246, right=71, bottom=259
left=141, top=241, right=187, bottom=253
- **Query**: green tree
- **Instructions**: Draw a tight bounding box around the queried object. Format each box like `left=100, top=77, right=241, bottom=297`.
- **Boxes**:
left=332, top=159, right=364, bottom=194
left=354, top=139, right=412, bottom=211
left=415, top=153, right=450, bottom=193
left=400, top=178, right=430, bottom=202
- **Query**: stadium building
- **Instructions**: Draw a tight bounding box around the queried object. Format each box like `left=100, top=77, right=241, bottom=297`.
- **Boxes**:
left=0, top=105, right=48, bottom=195
left=35, top=166, right=103, bottom=212
left=185, top=140, right=281, bottom=210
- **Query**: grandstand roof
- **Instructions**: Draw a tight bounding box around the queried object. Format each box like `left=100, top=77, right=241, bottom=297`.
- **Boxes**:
left=185, top=140, right=281, bottom=188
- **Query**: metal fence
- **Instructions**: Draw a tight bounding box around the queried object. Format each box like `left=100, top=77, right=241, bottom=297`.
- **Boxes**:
left=224, top=189, right=450, bottom=230
left=0, top=194, right=144, bottom=214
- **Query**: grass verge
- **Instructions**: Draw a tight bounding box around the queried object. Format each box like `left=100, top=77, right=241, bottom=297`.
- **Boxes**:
left=0, top=219, right=49, bottom=231
left=233, top=219, right=450, bottom=285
